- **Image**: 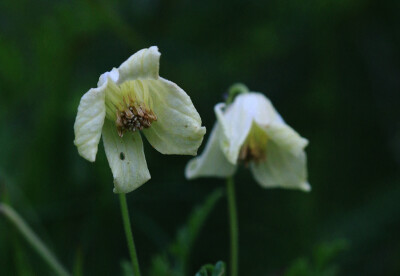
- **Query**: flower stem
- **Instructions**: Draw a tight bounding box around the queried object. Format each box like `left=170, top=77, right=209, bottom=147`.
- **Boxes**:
left=119, top=193, right=141, bottom=276
left=0, top=203, right=70, bottom=276
left=226, top=176, right=239, bottom=276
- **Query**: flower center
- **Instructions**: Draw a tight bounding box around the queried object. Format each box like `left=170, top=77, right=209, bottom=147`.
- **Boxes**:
left=116, top=101, right=157, bottom=137
left=239, top=144, right=266, bottom=165
left=238, top=122, right=268, bottom=165
left=105, top=80, right=157, bottom=137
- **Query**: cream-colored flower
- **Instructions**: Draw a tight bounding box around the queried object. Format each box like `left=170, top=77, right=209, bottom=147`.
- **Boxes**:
left=186, top=85, right=310, bottom=191
left=74, top=46, right=206, bottom=193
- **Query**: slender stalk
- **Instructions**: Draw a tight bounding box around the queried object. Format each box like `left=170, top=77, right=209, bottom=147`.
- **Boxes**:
left=226, top=176, right=239, bottom=276
left=119, top=193, right=141, bottom=276
left=0, top=203, right=70, bottom=276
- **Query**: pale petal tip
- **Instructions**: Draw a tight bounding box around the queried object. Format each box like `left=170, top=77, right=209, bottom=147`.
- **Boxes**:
left=184, top=163, right=195, bottom=180
left=112, top=175, right=151, bottom=194
left=185, top=159, right=199, bottom=179
left=148, top=45, right=160, bottom=53
left=114, top=46, right=161, bottom=84
left=301, top=137, right=309, bottom=149
left=74, top=142, right=96, bottom=162
left=98, top=68, right=119, bottom=87
left=184, top=158, right=235, bottom=180
left=80, top=153, right=96, bottom=162
left=300, top=182, right=312, bottom=192
left=214, top=103, right=226, bottom=113
left=113, top=185, right=127, bottom=194
left=143, top=46, right=161, bottom=75
left=190, top=126, right=207, bottom=156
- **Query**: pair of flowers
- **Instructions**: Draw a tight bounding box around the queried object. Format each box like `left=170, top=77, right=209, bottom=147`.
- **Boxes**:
left=74, top=46, right=310, bottom=193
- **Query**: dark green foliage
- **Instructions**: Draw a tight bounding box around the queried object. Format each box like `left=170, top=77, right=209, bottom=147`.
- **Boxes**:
left=149, top=189, right=223, bottom=276
left=195, top=261, right=226, bottom=276
left=121, top=260, right=134, bottom=276
left=285, top=240, right=348, bottom=276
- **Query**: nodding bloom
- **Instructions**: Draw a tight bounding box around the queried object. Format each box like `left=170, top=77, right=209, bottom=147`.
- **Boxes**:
left=185, top=84, right=310, bottom=191
left=74, top=46, right=206, bottom=193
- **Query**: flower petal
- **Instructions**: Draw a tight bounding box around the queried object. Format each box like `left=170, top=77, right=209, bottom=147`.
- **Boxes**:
left=73, top=83, right=107, bottom=162
left=185, top=122, right=236, bottom=179
left=142, top=78, right=206, bottom=155
left=214, top=101, right=253, bottom=165
left=216, top=92, right=304, bottom=165
left=215, top=93, right=279, bottom=164
left=250, top=139, right=310, bottom=191
left=98, top=68, right=119, bottom=87
left=102, top=120, right=151, bottom=193
left=263, top=123, right=309, bottom=156
left=116, top=46, right=160, bottom=84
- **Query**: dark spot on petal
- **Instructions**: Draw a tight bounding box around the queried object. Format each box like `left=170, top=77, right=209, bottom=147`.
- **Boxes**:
left=120, top=152, right=125, bottom=160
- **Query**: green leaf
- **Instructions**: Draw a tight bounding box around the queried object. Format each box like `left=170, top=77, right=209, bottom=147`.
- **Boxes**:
left=212, top=261, right=226, bottom=276
left=195, top=261, right=226, bottom=276
left=149, top=188, right=224, bottom=276
left=72, top=248, right=84, bottom=276
left=284, top=258, right=312, bottom=276
left=284, top=239, right=349, bottom=276
left=313, top=239, right=348, bottom=272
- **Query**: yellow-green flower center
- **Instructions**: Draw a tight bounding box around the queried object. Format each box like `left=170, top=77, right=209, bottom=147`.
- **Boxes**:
left=105, top=80, right=157, bottom=137
left=239, top=122, right=268, bottom=165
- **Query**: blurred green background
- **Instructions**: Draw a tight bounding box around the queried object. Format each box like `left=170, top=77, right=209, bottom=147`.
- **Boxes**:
left=1, top=0, right=399, bottom=275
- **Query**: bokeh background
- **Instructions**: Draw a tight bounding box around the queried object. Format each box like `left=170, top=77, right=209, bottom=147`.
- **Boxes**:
left=1, top=0, right=399, bottom=275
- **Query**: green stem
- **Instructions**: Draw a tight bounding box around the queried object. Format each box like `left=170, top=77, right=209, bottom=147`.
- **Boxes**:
left=119, top=193, right=141, bottom=276
left=0, top=203, right=70, bottom=276
left=226, top=176, right=239, bottom=276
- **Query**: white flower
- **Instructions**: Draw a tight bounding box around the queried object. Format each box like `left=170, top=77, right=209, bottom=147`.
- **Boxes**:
left=74, top=46, right=206, bottom=193
left=185, top=86, right=310, bottom=191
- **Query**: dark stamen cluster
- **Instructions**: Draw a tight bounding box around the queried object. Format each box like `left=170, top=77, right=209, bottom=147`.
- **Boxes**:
left=238, top=145, right=266, bottom=166
left=116, top=104, right=157, bottom=137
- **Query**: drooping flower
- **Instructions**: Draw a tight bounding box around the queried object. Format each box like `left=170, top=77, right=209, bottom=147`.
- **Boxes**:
left=74, top=46, right=206, bottom=193
left=185, top=84, right=310, bottom=191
